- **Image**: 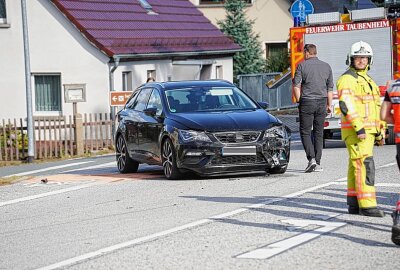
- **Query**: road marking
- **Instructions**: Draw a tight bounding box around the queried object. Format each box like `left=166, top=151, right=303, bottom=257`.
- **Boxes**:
left=0, top=182, right=99, bottom=207
left=379, top=162, right=397, bottom=168
left=61, top=162, right=115, bottom=173
left=34, top=163, right=398, bottom=270
left=236, top=214, right=346, bottom=259
left=34, top=180, right=346, bottom=270
left=5, top=161, right=94, bottom=177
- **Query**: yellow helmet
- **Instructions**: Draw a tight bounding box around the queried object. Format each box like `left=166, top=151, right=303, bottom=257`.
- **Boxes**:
left=346, top=41, right=373, bottom=66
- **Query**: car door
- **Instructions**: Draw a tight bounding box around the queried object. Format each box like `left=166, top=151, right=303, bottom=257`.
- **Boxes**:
left=129, top=87, right=153, bottom=160
left=137, top=88, right=164, bottom=163
left=123, top=87, right=152, bottom=158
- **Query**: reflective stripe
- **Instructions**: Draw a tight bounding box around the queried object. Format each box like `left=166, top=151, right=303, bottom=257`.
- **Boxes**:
left=345, top=113, right=359, bottom=121
left=357, top=192, right=376, bottom=200
left=347, top=185, right=376, bottom=199
left=338, top=89, right=353, bottom=98
left=341, top=120, right=380, bottom=129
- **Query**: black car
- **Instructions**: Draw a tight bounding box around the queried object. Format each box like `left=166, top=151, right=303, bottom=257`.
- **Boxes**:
left=115, top=80, right=291, bottom=179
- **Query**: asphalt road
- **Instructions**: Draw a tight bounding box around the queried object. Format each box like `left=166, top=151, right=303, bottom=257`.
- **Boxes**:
left=0, top=138, right=399, bottom=270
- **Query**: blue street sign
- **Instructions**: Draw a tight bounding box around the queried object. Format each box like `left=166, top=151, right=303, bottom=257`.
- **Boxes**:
left=290, top=0, right=314, bottom=23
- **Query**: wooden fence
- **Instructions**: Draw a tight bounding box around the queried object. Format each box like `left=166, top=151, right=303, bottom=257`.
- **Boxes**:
left=0, top=113, right=113, bottom=161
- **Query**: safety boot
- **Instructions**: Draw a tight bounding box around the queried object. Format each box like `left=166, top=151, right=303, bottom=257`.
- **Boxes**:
left=348, top=206, right=359, bottom=214
left=359, top=208, right=385, bottom=217
left=391, top=211, right=400, bottom=246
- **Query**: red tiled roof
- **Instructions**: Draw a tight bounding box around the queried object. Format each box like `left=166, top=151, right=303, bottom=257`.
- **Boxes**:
left=51, top=0, right=241, bottom=57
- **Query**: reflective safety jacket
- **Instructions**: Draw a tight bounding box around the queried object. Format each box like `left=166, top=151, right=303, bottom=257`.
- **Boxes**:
left=336, top=67, right=384, bottom=139
left=386, top=81, right=400, bottom=143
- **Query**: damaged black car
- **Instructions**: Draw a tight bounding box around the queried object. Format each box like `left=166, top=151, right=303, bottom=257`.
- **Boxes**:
left=115, top=80, right=291, bottom=179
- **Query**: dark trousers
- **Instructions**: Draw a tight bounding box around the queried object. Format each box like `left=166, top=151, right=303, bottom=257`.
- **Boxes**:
left=299, top=98, right=326, bottom=164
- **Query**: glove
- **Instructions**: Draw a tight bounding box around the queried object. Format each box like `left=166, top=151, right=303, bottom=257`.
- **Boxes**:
left=374, top=131, right=385, bottom=146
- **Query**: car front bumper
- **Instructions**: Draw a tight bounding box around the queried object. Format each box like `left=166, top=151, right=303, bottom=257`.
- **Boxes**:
left=174, top=135, right=290, bottom=176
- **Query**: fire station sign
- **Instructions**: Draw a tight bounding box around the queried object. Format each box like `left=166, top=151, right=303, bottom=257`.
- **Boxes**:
left=110, top=91, right=133, bottom=106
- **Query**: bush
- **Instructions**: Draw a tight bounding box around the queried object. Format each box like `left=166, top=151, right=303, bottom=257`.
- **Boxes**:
left=0, top=125, right=28, bottom=151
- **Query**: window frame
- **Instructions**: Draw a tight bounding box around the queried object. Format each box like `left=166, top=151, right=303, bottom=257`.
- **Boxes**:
left=32, top=74, right=63, bottom=116
left=0, top=0, right=7, bottom=24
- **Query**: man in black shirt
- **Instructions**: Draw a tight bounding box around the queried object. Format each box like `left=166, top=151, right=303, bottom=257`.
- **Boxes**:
left=293, top=44, right=333, bottom=173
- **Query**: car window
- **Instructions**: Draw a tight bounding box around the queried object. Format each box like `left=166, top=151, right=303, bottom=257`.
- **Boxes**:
left=165, top=87, right=258, bottom=113
left=132, top=88, right=152, bottom=112
left=125, top=90, right=139, bottom=109
left=146, top=89, right=163, bottom=116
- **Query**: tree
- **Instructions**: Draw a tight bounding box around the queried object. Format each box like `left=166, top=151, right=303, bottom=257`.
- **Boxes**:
left=217, top=0, right=265, bottom=84
left=265, top=50, right=290, bottom=73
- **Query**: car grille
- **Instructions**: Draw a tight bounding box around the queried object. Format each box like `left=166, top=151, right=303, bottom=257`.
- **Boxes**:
left=213, top=131, right=261, bottom=144
left=210, top=153, right=266, bottom=165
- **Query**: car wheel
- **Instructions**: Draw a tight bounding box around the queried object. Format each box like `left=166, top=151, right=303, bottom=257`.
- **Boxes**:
left=162, top=138, right=182, bottom=180
left=268, top=164, right=288, bottom=174
left=116, top=135, right=139, bottom=173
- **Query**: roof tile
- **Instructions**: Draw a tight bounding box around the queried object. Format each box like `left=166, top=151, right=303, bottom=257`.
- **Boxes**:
left=52, top=0, right=240, bottom=56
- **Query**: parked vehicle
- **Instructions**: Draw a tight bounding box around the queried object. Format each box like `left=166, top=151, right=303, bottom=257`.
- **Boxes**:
left=289, top=7, right=397, bottom=145
left=114, top=80, right=291, bottom=179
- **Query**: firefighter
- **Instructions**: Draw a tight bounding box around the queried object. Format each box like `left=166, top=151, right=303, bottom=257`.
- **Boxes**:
left=380, top=80, right=400, bottom=245
left=336, top=41, right=385, bottom=217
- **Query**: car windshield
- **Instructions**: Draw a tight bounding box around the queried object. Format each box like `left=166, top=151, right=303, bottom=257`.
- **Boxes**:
left=165, top=87, right=258, bottom=113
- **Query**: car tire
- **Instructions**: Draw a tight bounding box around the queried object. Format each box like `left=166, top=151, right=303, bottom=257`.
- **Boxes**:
left=268, top=164, right=288, bottom=174
left=162, top=138, right=182, bottom=180
left=116, top=135, right=139, bottom=173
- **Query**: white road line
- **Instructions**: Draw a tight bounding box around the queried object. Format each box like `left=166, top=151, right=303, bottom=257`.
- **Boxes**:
left=34, top=180, right=347, bottom=270
left=34, top=162, right=398, bottom=270
left=237, top=216, right=346, bottom=259
left=61, top=162, right=115, bottom=173
left=379, top=162, right=397, bottom=168
left=0, top=183, right=99, bottom=207
left=5, top=161, right=94, bottom=177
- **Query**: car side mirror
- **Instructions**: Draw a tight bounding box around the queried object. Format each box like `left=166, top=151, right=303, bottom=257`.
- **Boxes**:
left=258, top=101, right=269, bottom=109
left=143, top=107, right=158, bottom=116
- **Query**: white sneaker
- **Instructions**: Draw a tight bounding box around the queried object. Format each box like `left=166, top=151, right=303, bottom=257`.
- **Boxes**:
left=314, top=164, right=323, bottom=172
left=305, top=159, right=316, bottom=173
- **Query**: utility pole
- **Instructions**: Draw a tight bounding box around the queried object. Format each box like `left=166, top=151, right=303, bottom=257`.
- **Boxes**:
left=21, top=0, right=35, bottom=162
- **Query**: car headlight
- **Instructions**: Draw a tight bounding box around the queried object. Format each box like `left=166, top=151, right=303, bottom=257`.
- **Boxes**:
left=178, top=130, right=212, bottom=143
left=264, top=126, right=286, bottom=139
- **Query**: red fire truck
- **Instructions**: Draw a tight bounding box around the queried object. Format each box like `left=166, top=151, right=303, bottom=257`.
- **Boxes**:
left=290, top=7, right=399, bottom=145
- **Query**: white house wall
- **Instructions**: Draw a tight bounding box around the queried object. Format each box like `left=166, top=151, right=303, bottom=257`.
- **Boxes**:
left=0, top=0, right=235, bottom=120
left=0, top=0, right=110, bottom=120
left=113, top=57, right=233, bottom=91
left=191, top=0, right=292, bottom=57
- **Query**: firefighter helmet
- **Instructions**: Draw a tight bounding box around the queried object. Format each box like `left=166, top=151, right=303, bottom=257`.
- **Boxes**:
left=346, top=41, right=374, bottom=66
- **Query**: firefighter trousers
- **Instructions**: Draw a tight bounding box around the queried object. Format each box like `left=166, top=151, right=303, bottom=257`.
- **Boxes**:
left=345, top=133, right=377, bottom=209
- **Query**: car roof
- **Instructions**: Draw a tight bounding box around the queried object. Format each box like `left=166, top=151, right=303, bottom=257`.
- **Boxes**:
left=147, top=80, right=235, bottom=90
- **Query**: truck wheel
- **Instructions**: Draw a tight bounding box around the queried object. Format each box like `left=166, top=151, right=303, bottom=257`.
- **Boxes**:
left=386, top=125, right=395, bottom=145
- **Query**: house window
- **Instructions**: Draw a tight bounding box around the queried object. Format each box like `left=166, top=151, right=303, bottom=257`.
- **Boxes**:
left=265, top=43, right=288, bottom=58
left=122, top=71, right=132, bottom=91
left=0, top=0, right=7, bottom=24
left=199, top=0, right=252, bottom=5
left=34, top=75, right=62, bottom=112
left=216, top=65, right=223, bottom=79
left=147, top=70, right=156, bottom=82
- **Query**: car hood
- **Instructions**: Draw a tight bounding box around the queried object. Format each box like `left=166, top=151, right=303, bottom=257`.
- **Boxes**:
left=168, top=109, right=280, bottom=131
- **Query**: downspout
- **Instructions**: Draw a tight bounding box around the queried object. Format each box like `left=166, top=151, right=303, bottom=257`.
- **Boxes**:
left=109, top=56, right=120, bottom=139
left=195, top=63, right=203, bottom=80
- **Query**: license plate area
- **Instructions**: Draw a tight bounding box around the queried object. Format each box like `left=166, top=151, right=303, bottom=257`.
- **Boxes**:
left=221, top=146, right=256, bottom=156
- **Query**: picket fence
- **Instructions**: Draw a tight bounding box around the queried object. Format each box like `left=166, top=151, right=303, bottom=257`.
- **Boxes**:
left=0, top=113, right=114, bottom=161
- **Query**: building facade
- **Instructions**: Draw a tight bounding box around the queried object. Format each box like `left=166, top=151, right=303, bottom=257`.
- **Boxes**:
left=0, top=0, right=239, bottom=119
